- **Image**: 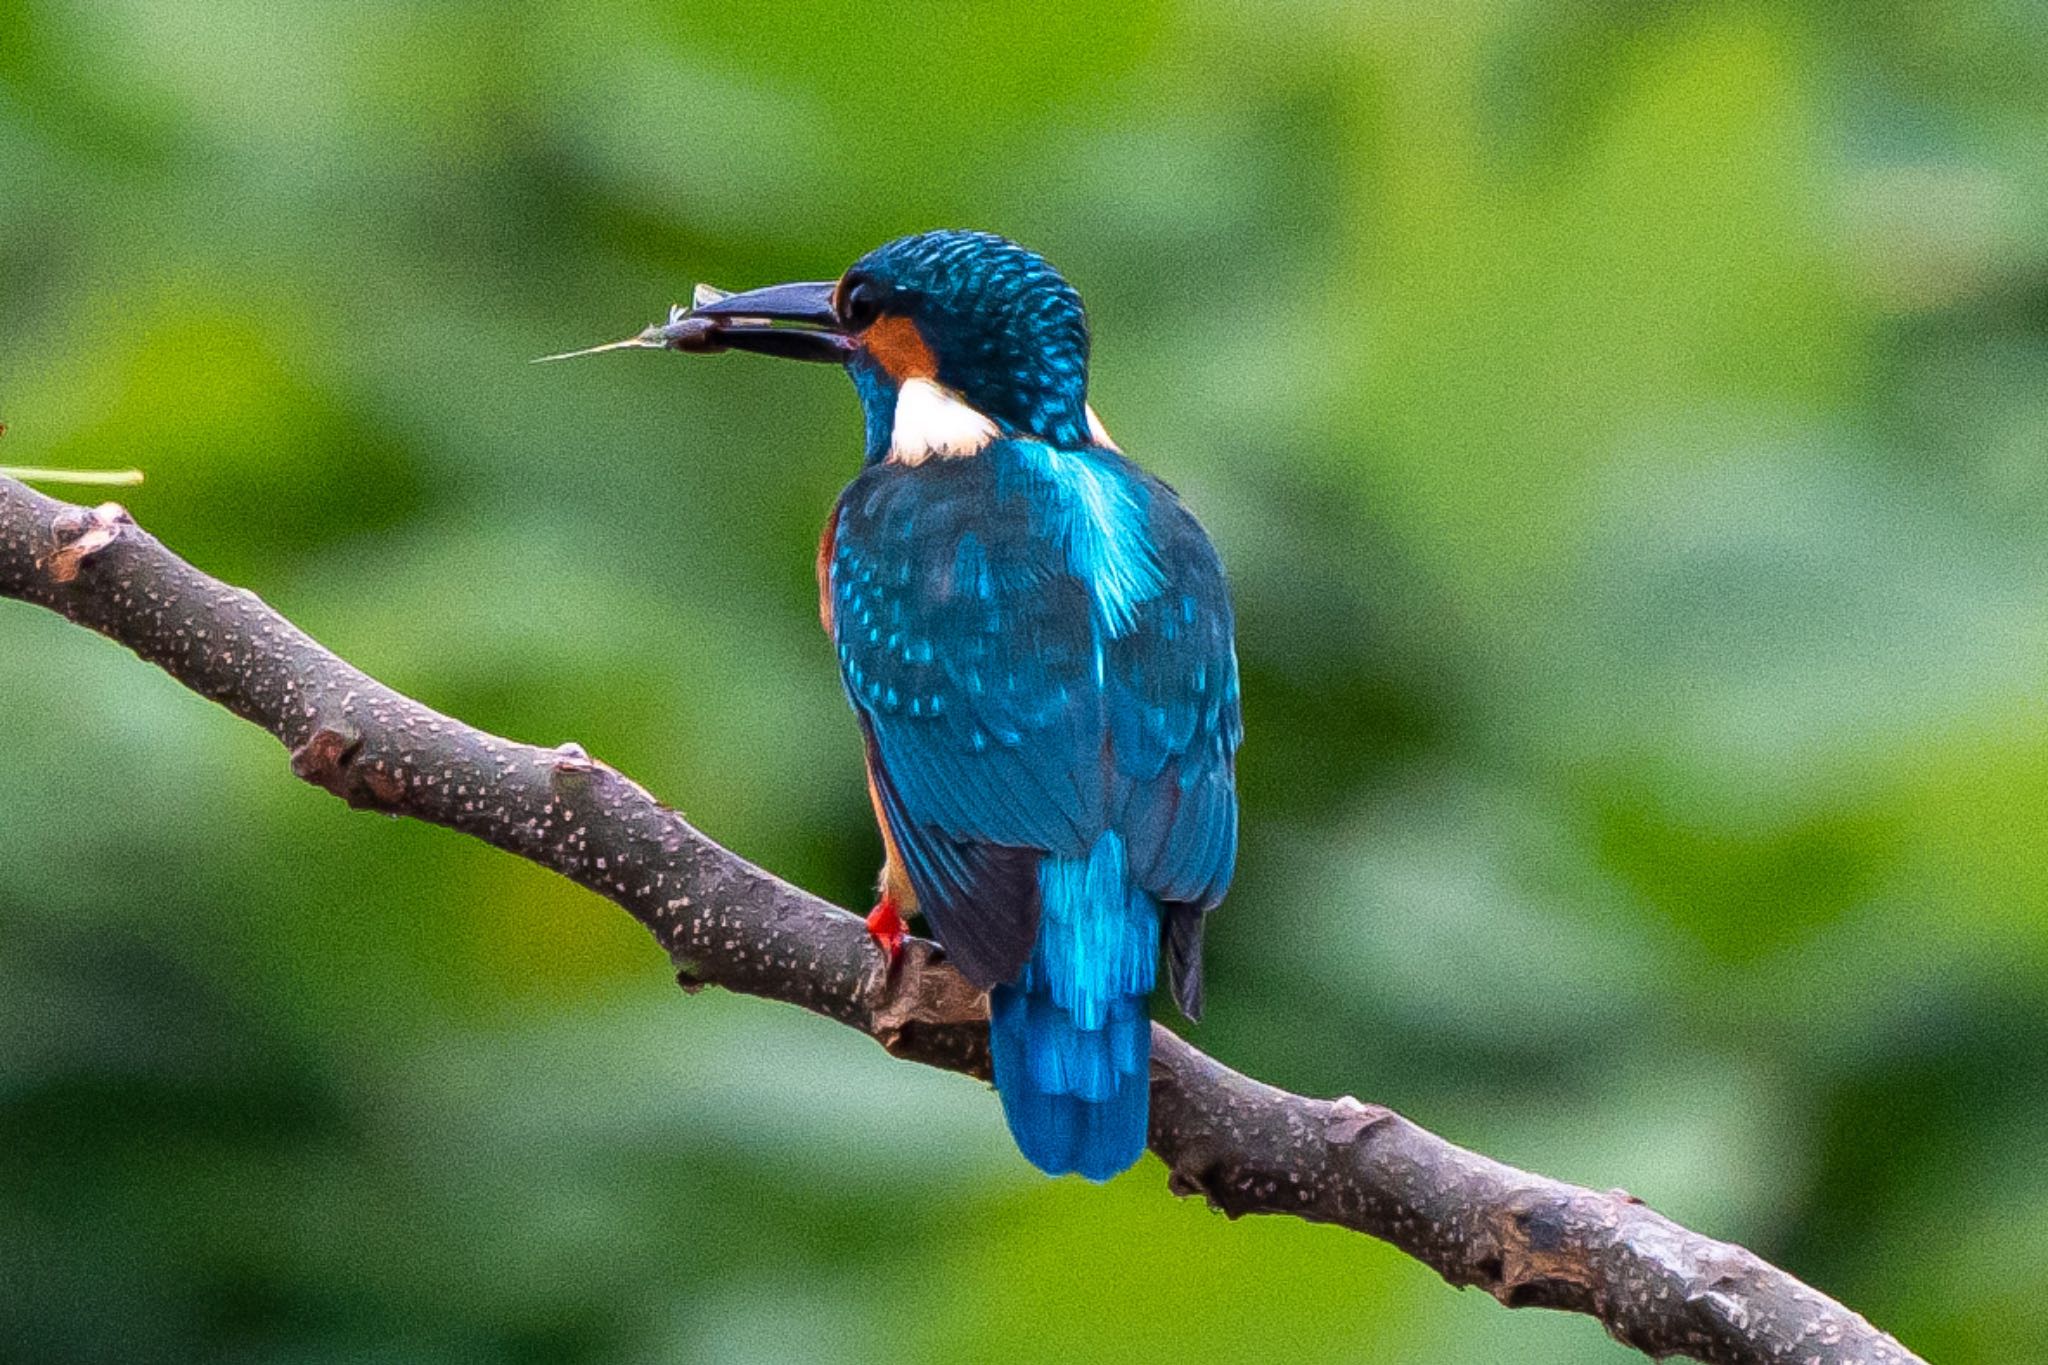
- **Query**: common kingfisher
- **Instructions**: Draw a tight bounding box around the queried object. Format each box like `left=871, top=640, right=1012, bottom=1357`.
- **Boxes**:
left=565, top=231, right=1241, bottom=1179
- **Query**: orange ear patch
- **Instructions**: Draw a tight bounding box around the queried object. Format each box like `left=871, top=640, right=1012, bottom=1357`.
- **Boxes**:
left=863, top=315, right=937, bottom=381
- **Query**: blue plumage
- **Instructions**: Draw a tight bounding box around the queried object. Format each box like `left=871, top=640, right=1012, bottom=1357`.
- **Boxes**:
left=991, top=832, right=1158, bottom=1179
left=675, top=230, right=1240, bottom=1179
left=831, top=432, right=1236, bottom=1177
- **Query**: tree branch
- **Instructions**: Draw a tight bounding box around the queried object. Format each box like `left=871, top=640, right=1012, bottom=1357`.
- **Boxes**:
left=0, top=476, right=1924, bottom=1365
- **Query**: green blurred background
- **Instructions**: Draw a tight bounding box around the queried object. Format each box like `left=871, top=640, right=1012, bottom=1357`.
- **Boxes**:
left=3, top=2, right=2044, bottom=1361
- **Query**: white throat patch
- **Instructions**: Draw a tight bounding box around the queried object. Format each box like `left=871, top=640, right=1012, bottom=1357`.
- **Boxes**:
left=888, top=378, right=1000, bottom=465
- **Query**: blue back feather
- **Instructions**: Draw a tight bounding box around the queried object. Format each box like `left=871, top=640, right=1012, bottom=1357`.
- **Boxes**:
left=830, top=436, right=1237, bottom=1178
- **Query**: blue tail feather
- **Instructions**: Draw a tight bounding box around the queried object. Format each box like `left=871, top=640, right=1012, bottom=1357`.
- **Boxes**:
left=990, top=832, right=1158, bottom=1181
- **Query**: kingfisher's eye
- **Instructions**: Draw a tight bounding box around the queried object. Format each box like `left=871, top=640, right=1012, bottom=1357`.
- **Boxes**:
left=837, top=277, right=883, bottom=331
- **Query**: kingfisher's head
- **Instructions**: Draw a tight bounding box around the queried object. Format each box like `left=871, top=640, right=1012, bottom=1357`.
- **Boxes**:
left=680, top=230, right=1099, bottom=461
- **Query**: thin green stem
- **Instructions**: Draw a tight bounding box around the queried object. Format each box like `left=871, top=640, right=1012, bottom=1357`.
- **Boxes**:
left=0, top=466, right=145, bottom=487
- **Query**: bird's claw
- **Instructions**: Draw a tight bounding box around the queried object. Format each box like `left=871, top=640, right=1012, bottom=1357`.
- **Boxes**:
left=866, top=898, right=907, bottom=966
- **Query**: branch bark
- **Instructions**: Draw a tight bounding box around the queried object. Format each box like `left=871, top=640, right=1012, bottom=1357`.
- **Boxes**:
left=0, top=476, right=1924, bottom=1365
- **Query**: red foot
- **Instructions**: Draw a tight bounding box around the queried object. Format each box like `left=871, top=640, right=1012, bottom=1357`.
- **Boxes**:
left=866, top=896, right=907, bottom=964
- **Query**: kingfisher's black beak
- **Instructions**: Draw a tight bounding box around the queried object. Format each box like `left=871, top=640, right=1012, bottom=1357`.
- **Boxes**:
left=679, top=280, right=851, bottom=363
left=533, top=280, right=852, bottom=366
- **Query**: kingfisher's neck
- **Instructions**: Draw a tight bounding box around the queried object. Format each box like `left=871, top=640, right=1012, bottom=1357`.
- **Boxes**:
left=849, top=355, right=1089, bottom=464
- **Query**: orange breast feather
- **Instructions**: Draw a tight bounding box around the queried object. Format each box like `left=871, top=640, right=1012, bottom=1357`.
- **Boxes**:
left=816, top=508, right=839, bottom=634
left=864, top=748, right=917, bottom=914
